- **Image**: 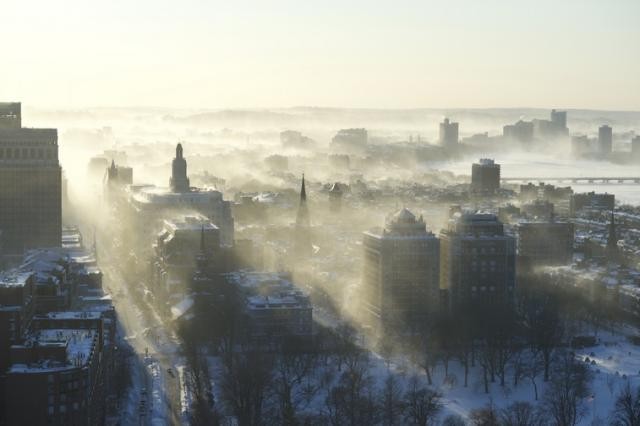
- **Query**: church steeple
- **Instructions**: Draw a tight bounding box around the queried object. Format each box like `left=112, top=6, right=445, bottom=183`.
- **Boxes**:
left=294, top=173, right=312, bottom=257
left=170, top=143, right=190, bottom=192
left=296, top=174, right=310, bottom=227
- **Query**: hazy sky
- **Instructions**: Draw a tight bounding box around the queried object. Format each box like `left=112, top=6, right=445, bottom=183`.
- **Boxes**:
left=2, top=0, right=639, bottom=110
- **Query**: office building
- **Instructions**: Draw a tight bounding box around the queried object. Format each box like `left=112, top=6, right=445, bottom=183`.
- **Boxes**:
left=362, top=208, right=440, bottom=331
left=471, top=159, right=501, bottom=193
left=440, top=212, right=516, bottom=308
left=439, top=118, right=459, bottom=149
left=0, top=103, right=61, bottom=253
left=598, top=125, right=613, bottom=155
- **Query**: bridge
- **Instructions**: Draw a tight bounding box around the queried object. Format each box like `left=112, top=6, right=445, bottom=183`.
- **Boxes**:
left=501, top=176, right=640, bottom=184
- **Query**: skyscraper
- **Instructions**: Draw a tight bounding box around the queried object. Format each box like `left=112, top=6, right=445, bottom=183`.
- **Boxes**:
left=598, top=124, right=613, bottom=155
left=439, top=118, right=459, bottom=148
left=362, top=208, right=440, bottom=332
left=0, top=103, right=61, bottom=253
left=440, top=212, right=516, bottom=309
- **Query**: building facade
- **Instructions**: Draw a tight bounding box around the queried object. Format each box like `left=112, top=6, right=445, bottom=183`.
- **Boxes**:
left=0, top=103, right=61, bottom=253
left=471, top=159, right=501, bottom=193
left=440, top=212, right=516, bottom=309
left=439, top=118, right=459, bottom=149
left=362, top=208, right=440, bottom=332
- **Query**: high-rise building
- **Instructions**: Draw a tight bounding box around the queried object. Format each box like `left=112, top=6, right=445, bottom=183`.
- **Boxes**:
left=439, top=118, right=459, bottom=148
left=518, top=221, right=574, bottom=268
left=440, top=212, right=516, bottom=309
left=598, top=124, right=613, bottom=155
left=0, top=103, right=61, bottom=253
left=471, top=159, right=501, bottom=193
left=362, top=208, right=440, bottom=331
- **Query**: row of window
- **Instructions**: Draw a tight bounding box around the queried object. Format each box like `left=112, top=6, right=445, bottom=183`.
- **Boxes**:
left=0, top=147, right=56, bottom=160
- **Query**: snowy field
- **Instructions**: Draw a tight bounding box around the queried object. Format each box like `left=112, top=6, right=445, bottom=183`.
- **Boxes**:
left=204, top=327, right=640, bottom=424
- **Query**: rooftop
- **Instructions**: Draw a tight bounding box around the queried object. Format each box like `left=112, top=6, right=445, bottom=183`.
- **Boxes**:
left=0, top=271, right=33, bottom=288
left=9, top=328, right=97, bottom=373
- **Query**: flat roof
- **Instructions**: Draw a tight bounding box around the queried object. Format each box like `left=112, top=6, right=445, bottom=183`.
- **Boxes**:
left=0, top=271, right=33, bottom=288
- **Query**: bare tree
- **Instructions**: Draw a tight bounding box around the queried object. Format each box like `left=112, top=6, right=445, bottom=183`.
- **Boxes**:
left=523, top=349, right=544, bottom=401
left=610, top=383, right=640, bottom=426
left=523, top=293, right=564, bottom=382
left=542, top=351, right=592, bottom=426
left=325, top=352, right=378, bottom=426
left=380, top=374, right=404, bottom=426
left=403, top=376, right=442, bottom=426
left=219, top=348, right=274, bottom=426
left=500, top=401, right=546, bottom=426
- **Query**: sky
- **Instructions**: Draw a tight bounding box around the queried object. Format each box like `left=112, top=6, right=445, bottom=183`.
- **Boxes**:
left=1, top=0, right=639, bottom=110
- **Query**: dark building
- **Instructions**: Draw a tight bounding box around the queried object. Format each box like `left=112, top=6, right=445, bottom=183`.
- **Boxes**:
left=362, top=208, right=440, bottom=332
left=0, top=271, right=35, bottom=373
left=518, top=221, right=574, bottom=268
left=569, top=192, right=615, bottom=216
left=598, top=124, right=613, bottom=155
left=170, top=143, right=190, bottom=192
left=3, top=326, right=105, bottom=426
left=439, top=118, right=459, bottom=149
left=0, top=103, right=61, bottom=253
left=471, top=158, right=500, bottom=193
left=440, top=212, right=516, bottom=309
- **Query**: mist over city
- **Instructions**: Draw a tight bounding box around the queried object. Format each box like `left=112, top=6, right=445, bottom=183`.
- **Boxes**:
left=1, top=1, right=640, bottom=426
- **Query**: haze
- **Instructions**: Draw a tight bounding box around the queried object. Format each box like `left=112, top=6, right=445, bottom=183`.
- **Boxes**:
left=2, top=0, right=639, bottom=110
